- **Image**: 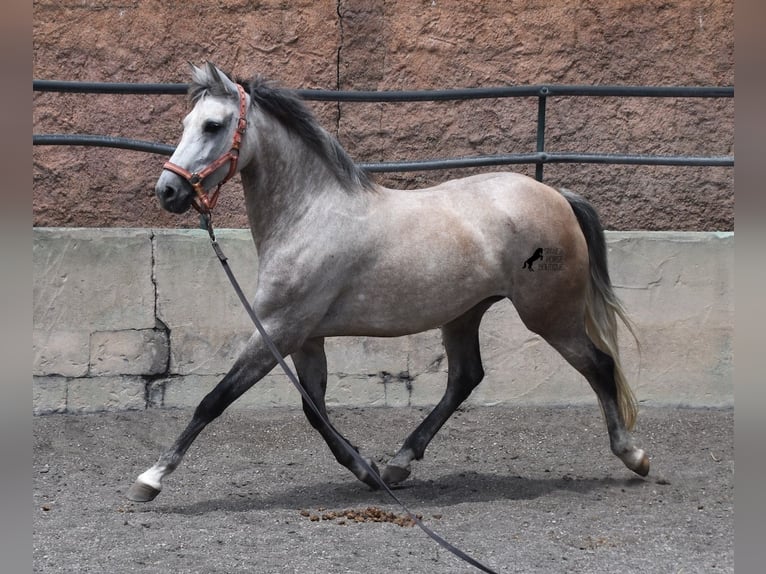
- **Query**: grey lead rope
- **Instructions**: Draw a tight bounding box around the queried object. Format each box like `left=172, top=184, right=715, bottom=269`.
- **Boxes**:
left=201, top=214, right=499, bottom=574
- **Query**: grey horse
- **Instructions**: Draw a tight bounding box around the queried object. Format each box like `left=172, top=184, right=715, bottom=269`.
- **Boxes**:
left=128, top=63, right=648, bottom=502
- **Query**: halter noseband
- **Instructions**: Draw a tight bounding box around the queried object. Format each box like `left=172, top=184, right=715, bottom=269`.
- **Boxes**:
left=162, top=83, right=248, bottom=215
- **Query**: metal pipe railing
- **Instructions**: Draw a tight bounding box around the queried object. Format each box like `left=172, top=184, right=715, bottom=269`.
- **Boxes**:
left=33, top=80, right=734, bottom=179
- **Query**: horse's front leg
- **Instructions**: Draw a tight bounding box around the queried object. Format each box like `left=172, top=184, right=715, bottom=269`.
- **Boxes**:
left=127, top=324, right=297, bottom=502
left=292, top=337, right=381, bottom=490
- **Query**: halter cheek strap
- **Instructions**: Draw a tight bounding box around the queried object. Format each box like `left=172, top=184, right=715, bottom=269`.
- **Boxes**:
left=163, top=83, right=248, bottom=215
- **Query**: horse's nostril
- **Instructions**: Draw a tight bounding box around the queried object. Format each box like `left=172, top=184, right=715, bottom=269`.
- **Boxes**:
left=162, top=185, right=177, bottom=202
left=155, top=181, right=190, bottom=213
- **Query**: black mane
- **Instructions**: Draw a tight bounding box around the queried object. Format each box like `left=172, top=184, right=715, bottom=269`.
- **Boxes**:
left=189, top=67, right=374, bottom=192
left=188, top=68, right=374, bottom=193
left=245, top=76, right=374, bottom=192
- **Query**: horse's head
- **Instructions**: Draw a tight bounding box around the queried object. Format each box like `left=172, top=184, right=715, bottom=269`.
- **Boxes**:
left=155, top=63, right=250, bottom=214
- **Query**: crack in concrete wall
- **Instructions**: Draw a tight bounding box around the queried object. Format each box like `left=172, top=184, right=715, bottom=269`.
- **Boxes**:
left=334, top=0, right=345, bottom=137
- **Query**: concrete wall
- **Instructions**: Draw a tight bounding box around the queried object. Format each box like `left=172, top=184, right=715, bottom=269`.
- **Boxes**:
left=32, top=228, right=733, bottom=414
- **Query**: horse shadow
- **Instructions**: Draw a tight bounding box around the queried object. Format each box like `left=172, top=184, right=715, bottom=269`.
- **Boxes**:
left=149, top=471, right=647, bottom=516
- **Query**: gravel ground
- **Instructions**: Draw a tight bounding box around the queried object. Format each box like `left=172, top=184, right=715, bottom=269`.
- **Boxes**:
left=33, top=405, right=733, bottom=573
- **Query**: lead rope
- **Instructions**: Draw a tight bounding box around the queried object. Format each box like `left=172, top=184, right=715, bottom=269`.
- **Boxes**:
left=200, top=213, right=499, bottom=574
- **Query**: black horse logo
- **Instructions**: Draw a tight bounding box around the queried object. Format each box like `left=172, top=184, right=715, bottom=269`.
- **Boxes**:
left=522, top=247, right=544, bottom=271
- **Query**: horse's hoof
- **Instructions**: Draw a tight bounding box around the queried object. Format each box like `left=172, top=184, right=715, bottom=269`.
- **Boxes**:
left=126, top=480, right=161, bottom=502
left=633, top=452, right=650, bottom=477
left=358, top=459, right=383, bottom=490
left=622, top=449, right=650, bottom=477
left=381, top=464, right=411, bottom=485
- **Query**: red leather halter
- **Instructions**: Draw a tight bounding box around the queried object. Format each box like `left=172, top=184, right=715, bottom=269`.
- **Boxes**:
left=162, top=83, right=248, bottom=215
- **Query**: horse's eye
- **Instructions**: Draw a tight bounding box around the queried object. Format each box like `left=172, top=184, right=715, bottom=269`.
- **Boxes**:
left=203, top=121, right=223, bottom=134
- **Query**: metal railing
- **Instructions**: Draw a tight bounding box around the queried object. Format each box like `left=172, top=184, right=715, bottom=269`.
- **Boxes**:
left=33, top=80, right=734, bottom=181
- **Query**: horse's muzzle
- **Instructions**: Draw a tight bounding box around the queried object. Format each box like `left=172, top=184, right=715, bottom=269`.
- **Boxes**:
left=155, top=172, right=194, bottom=214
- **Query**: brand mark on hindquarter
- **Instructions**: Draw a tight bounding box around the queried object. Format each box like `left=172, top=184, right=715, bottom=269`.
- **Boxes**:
left=522, top=247, right=564, bottom=272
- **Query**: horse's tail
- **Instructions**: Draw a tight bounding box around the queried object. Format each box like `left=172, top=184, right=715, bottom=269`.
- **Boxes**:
left=560, top=189, right=639, bottom=431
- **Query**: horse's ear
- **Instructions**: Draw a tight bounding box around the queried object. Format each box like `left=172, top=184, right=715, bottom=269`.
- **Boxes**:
left=204, top=62, right=238, bottom=96
left=204, top=61, right=219, bottom=78
left=189, top=62, right=206, bottom=85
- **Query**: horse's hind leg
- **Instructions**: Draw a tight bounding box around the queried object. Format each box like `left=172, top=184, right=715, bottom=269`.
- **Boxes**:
left=382, top=299, right=497, bottom=485
left=292, top=337, right=381, bottom=490
left=544, top=326, right=649, bottom=476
